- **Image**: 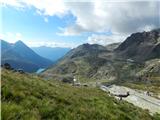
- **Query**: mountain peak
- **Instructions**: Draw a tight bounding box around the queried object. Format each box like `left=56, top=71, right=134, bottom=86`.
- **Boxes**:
left=115, top=28, right=160, bottom=61
left=1, top=39, right=52, bottom=72
left=62, top=43, right=108, bottom=59
left=15, top=40, right=25, bottom=44
left=79, top=43, right=106, bottom=50
left=14, top=40, right=28, bottom=48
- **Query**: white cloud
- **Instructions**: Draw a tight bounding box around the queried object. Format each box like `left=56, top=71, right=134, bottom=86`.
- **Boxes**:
left=64, top=1, right=159, bottom=36
left=25, top=41, right=78, bottom=48
left=1, top=0, right=159, bottom=45
left=1, top=31, right=79, bottom=48
left=0, top=0, right=67, bottom=16
left=15, top=33, right=22, bottom=40
left=56, top=25, right=85, bottom=36
left=137, top=24, right=156, bottom=32
left=1, top=32, right=23, bottom=43
left=87, top=33, right=127, bottom=45
left=1, top=0, right=159, bottom=36
left=0, top=0, right=24, bottom=7
left=0, top=33, right=5, bottom=39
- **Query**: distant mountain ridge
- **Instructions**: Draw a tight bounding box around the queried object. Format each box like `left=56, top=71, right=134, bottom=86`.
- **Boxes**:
left=1, top=40, right=53, bottom=72
left=64, top=43, right=108, bottom=59
left=31, top=46, right=71, bottom=62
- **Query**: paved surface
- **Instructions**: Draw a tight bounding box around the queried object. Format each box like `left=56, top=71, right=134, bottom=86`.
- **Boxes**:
left=100, top=85, right=160, bottom=114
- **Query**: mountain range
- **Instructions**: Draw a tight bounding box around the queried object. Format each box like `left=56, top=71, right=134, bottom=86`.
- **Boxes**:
left=42, top=29, right=160, bottom=96
left=1, top=29, right=160, bottom=119
left=1, top=40, right=53, bottom=72
left=31, top=46, right=71, bottom=62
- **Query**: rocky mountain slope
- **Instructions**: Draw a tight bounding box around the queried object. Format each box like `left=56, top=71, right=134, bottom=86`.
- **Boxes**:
left=1, top=40, right=53, bottom=72
left=42, top=44, right=111, bottom=82
left=115, top=29, right=160, bottom=61
left=42, top=29, right=160, bottom=90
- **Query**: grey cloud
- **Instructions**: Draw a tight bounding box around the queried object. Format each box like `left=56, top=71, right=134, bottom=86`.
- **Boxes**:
left=63, top=1, right=159, bottom=36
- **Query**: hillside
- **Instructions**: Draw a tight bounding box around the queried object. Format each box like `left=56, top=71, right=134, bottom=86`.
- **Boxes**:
left=42, top=44, right=111, bottom=82
left=31, top=46, right=71, bottom=62
left=1, top=40, right=53, bottom=72
left=2, top=69, right=160, bottom=120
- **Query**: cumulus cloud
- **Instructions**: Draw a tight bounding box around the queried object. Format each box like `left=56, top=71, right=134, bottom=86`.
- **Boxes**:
left=57, top=25, right=85, bottom=36
left=1, top=0, right=159, bottom=45
left=0, top=0, right=67, bottom=16
left=64, top=1, right=159, bottom=35
left=64, top=0, right=159, bottom=44
left=2, top=0, right=159, bottom=35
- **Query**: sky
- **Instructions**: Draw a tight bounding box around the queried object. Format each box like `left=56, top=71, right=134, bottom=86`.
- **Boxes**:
left=0, top=0, right=159, bottom=48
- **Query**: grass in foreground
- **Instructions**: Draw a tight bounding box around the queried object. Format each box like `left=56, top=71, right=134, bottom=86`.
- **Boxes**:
left=1, top=69, right=160, bottom=120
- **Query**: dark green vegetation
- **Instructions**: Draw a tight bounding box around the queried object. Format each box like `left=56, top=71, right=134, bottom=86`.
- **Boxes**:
left=1, top=40, right=53, bottom=72
left=2, top=69, right=160, bottom=120
left=42, top=29, right=160, bottom=97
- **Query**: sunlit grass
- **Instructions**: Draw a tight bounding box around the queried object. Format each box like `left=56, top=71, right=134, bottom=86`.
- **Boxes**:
left=1, top=69, right=160, bottom=120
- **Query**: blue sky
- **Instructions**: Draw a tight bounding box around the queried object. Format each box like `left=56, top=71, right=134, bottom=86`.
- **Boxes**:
left=0, top=0, right=159, bottom=48
left=1, top=6, right=86, bottom=48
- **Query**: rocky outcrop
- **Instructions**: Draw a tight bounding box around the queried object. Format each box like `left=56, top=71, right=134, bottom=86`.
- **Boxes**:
left=116, top=29, right=160, bottom=61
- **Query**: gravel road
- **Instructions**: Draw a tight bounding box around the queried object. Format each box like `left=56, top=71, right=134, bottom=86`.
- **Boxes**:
left=100, top=85, right=160, bottom=114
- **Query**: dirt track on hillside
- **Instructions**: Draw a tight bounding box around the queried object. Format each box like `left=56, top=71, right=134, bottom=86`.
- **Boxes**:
left=100, top=85, right=160, bottom=114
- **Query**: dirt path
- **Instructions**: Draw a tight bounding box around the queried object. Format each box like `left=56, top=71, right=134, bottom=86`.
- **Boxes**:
left=100, top=85, right=160, bottom=114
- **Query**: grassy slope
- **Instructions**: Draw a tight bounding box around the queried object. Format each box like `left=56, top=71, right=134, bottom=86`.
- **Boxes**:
left=1, top=70, right=160, bottom=120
